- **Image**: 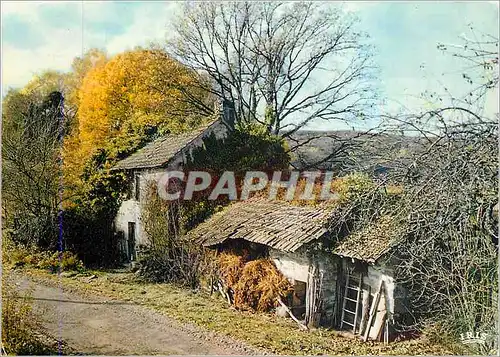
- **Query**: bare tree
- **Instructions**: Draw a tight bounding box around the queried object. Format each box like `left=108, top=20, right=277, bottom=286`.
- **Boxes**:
left=2, top=89, right=65, bottom=249
left=168, top=2, right=376, bottom=136
left=316, top=29, right=498, bottom=351
left=379, top=29, right=498, bottom=348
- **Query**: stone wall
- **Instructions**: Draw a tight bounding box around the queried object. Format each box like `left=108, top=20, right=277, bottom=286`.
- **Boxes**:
left=269, top=248, right=340, bottom=326
left=315, top=251, right=340, bottom=326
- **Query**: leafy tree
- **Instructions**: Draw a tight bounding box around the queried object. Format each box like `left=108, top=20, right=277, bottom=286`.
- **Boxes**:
left=18, top=49, right=108, bottom=129
left=2, top=49, right=108, bottom=254
left=65, top=48, right=108, bottom=113
left=63, top=47, right=211, bottom=199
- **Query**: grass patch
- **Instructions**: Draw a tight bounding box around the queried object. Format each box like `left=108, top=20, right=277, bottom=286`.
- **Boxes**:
left=21, top=267, right=464, bottom=355
left=2, top=270, right=72, bottom=355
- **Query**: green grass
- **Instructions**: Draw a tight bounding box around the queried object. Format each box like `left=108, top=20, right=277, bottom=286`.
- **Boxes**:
left=21, top=267, right=463, bottom=356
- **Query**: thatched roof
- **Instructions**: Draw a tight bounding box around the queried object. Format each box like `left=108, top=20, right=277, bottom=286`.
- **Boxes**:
left=112, top=120, right=222, bottom=170
left=333, top=216, right=403, bottom=263
left=189, top=200, right=334, bottom=253
left=188, top=201, right=401, bottom=263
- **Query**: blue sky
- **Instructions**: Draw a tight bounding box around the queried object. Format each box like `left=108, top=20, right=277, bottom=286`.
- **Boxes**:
left=1, top=1, right=498, bottom=129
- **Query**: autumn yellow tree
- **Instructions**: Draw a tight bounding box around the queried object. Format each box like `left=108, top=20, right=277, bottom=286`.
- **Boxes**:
left=63, top=48, right=212, bottom=199
left=65, top=48, right=108, bottom=114
left=17, top=49, right=108, bottom=123
left=21, top=71, right=66, bottom=97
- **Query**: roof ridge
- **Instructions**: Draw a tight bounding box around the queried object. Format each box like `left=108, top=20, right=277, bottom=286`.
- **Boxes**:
left=112, top=118, right=221, bottom=170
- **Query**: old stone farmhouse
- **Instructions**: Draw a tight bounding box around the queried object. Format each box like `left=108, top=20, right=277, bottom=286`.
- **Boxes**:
left=111, top=102, right=235, bottom=261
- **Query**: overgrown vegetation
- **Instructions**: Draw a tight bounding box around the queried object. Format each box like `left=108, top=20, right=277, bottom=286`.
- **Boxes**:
left=1, top=5, right=497, bottom=353
left=181, top=127, right=290, bottom=229
left=391, top=131, right=497, bottom=341
left=137, top=128, right=290, bottom=285
left=138, top=186, right=203, bottom=288
left=318, top=135, right=497, bottom=344
left=4, top=240, right=85, bottom=274
left=2, top=273, right=63, bottom=355
left=319, top=29, right=499, bottom=349
left=388, top=31, right=498, bottom=346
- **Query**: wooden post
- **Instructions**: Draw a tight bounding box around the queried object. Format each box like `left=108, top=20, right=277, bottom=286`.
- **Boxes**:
left=370, top=282, right=387, bottom=341
left=306, top=265, right=318, bottom=328
left=363, top=280, right=384, bottom=342
left=359, top=285, right=371, bottom=336
left=277, top=297, right=308, bottom=330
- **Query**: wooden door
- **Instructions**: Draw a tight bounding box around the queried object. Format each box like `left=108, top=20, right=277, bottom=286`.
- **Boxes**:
left=127, top=222, right=136, bottom=261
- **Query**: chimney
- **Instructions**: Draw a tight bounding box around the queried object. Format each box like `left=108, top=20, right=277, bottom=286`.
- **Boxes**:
left=221, top=99, right=235, bottom=130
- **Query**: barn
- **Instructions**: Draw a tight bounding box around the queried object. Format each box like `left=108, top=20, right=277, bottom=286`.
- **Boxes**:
left=187, top=198, right=407, bottom=341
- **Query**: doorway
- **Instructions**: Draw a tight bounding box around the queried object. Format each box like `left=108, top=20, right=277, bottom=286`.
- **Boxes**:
left=291, top=280, right=307, bottom=319
left=127, top=222, right=136, bottom=261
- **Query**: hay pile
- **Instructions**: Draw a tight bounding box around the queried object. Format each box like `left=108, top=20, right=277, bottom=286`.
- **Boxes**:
left=217, top=252, right=292, bottom=312
left=217, top=250, right=248, bottom=287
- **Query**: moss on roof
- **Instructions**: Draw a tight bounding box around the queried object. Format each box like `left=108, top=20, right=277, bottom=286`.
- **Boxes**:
left=333, top=215, right=404, bottom=263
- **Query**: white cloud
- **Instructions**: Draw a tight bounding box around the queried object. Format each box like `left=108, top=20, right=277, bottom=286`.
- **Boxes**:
left=1, top=2, right=82, bottom=92
left=1, top=2, right=182, bottom=93
left=2, top=32, right=82, bottom=90
left=341, top=1, right=377, bottom=14
left=2, top=1, right=46, bottom=18
left=104, top=2, right=180, bottom=54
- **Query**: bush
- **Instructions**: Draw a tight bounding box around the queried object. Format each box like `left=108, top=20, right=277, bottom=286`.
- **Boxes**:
left=136, top=244, right=202, bottom=287
left=3, top=242, right=84, bottom=273
left=331, top=172, right=376, bottom=203
left=138, top=185, right=203, bottom=287
left=37, top=251, right=85, bottom=273
left=3, top=244, right=47, bottom=269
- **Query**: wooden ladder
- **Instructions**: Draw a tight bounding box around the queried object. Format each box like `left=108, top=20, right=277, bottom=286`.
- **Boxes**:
left=340, top=270, right=363, bottom=334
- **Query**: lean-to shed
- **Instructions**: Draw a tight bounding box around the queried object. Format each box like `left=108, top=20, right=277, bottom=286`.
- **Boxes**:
left=188, top=199, right=406, bottom=339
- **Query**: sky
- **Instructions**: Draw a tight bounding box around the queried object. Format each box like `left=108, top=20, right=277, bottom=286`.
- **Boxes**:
left=1, top=1, right=498, bottom=130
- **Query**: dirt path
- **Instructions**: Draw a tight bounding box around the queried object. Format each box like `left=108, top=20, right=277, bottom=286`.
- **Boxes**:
left=11, top=274, right=265, bottom=355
